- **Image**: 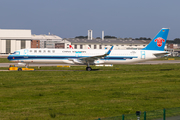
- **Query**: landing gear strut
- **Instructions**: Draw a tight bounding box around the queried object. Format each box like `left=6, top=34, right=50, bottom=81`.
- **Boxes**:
left=86, top=63, right=92, bottom=71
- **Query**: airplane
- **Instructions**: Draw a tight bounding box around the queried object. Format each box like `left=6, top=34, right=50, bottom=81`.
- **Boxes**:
left=8, top=28, right=169, bottom=71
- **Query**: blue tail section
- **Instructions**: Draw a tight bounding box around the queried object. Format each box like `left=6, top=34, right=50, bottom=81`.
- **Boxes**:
left=142, top=28, right=169, bottom=51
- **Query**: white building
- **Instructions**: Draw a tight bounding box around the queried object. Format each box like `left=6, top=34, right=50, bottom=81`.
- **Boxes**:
left=0, top=29, right=31, bottom=54
left=64, top=38, right=150, bottom=50
left=31, top=34, right=71, bottom=49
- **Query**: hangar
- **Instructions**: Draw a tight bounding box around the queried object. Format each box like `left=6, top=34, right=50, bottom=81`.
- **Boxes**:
left=0, top=29, right=31, bottom=54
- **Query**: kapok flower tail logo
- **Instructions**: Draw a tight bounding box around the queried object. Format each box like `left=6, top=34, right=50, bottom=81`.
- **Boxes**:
left=154, top=37, right=165, bottom=47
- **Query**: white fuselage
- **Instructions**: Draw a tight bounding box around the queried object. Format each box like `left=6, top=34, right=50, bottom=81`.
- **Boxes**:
left=8, top=48, right=166, bottom=65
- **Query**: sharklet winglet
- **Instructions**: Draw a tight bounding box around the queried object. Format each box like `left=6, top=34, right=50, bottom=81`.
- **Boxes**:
left=106, top=46, right=114, bottom=55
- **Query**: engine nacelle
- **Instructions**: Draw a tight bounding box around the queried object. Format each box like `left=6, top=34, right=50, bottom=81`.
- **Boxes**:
left=68, top=59, right=83, bottom=64
left=18, top=63, right=26, bottom=66
left=94, top=60, right=104, bottom=64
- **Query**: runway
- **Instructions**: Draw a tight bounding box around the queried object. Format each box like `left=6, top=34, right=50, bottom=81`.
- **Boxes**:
left=1, top=60, right=180, bottom=67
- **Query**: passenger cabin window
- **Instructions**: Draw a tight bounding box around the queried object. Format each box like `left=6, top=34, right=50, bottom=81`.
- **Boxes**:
left=52, top=50, right=55, bottom=53
left=48, top=50, right=51, bottom=53
left=43, top=50, right=46, bottom=53
left=34, top=50, right=37, bottom=53
left=29, top=50, right=32, bottom=53
left=39, top=50, right=41, bottom=53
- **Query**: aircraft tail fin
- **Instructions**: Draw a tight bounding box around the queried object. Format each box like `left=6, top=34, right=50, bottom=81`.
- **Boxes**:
left=142, top=28, right=169, bottom=51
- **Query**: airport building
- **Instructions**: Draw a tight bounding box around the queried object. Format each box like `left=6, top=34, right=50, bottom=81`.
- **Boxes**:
left=0, top=29, right=31, bottom=54
left=31, top=34, right=70, bottom=49
left=65, top=38, right=150, bottom=50
left=64, top=30, right=151, bottom=50
left=0, top=29, right=70, bottom=54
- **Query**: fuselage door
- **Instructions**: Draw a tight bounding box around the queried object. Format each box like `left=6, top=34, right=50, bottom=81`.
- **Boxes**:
left=24, top=49, right=29, bottom=59
left=24, top=49, right=29, bottom=55
left=141, top=51, right=145, bottom=59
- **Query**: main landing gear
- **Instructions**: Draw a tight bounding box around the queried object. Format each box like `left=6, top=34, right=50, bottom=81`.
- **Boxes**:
left=86, top=63, right=92, bottom=71
left=86, top=67, right=92, bottom=71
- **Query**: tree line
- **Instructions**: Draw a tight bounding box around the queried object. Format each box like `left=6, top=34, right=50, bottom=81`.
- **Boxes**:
left=167, top=38, right=180, bottom=44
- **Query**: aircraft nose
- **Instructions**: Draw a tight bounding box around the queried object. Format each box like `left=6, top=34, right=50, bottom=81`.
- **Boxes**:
left=7, top=55, right=13, bottom=60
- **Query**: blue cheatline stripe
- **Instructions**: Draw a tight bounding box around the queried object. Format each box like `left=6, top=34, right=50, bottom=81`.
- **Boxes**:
left=8, top=55, right=138, bottom=61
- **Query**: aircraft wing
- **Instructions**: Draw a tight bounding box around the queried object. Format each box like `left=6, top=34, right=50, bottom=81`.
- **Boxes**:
left=69, top=46, right=113, bottom=64
left=79, top=46, right=113, bottom=63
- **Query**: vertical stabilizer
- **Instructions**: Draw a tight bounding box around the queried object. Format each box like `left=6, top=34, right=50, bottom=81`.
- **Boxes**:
left=142, top=28, right=169, bottom=51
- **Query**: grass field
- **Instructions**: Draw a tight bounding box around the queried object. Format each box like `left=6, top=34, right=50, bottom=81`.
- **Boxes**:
left=0, top=58, right=11, bottom=63
left=0, top=64, right=180, bottom=120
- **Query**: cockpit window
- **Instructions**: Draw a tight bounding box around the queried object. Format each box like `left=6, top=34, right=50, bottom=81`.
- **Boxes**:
left=13, top=51, right=20, bottom=55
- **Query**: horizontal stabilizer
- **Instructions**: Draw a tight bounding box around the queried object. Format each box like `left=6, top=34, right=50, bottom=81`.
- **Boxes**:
left=153, top=52, right=169, bottom=57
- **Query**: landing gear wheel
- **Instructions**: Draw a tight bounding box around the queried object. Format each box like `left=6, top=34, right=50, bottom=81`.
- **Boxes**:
left=86, top=67, right=92, bottom=71
left=18, top=68, right=22, bottom=71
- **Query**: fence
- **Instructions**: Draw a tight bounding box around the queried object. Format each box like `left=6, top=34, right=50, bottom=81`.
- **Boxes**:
left=96, top=107, right=180, bottom=120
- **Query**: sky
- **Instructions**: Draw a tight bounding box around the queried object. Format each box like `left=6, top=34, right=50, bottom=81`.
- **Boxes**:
left=0, top=0, right=180, bottom=40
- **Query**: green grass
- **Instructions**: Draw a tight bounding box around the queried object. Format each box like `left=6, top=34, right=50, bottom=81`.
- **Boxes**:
left=0, top=64, right=180, bottom=120
left=0, top=58, right=12, bottom=63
